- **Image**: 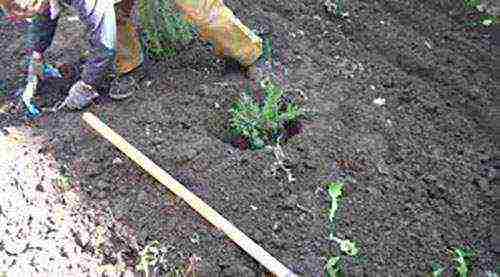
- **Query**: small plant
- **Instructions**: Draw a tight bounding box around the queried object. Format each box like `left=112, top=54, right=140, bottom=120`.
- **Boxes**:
left=325, top=256, right=344, bottom=277
left=55, top=175, right=72, bottom=192
left=328, top=181, right=344, bottom=221
left=332, top=237, right=360, bottom=257
left=451, top=247, right=475, bottom=277
left=136, top=240, right=161, bottom=277
left=463, top=0, right=481, bottom=8
left=138, top=0, right=195, bottom=59
left=229, top=80, right=305, bottom=150
left=325, top=0, right=348, bottom=17
left=430, top=262, right=445, bottom=277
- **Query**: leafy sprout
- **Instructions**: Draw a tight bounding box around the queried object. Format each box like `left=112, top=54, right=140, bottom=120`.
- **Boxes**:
left=332, top=237, right=360, bottom=257
left=328, top=181, right=344, bottom=221
left=451, top=247, right=475, bottom=277
left=325, top=256, right=344, bottom=277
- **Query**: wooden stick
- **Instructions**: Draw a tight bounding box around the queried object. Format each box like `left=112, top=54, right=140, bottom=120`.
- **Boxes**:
left=82, top=112, right=296, bottom=277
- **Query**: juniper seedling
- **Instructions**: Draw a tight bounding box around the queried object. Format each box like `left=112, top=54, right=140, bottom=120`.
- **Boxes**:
left=229, top=80, right=305, bottom=149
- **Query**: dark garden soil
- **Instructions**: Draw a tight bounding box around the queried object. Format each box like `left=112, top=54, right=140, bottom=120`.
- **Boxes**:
left=0, top=0, right=497, bottom=276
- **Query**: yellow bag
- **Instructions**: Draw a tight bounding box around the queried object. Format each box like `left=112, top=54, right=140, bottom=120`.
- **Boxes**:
left=174, top=0, right=262, bottom=67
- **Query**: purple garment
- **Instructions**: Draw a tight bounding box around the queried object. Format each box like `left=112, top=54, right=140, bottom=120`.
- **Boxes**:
left=27, top=0, right=117, bottom=87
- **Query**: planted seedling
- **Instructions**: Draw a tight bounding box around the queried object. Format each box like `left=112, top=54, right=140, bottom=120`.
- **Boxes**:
left=451, top=247, right=475, bottom=277
left=325, top=256, right=344, bottom=277
left=229, top=80, right=305, bottom=150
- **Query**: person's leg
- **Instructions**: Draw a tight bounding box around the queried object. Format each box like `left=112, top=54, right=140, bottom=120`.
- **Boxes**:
left=174, top=0, right=262, bottom=67
left=115, top=0, right=143, bottom=75
left=22, top=9, right=60, bottom=116
left=108, top=0, right=145, bottom=100
left=62, top=0, right=118, bottom=110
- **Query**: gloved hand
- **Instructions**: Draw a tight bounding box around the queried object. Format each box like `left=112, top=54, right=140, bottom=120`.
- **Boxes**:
left=1, top=0, right=49, bottom=22
left=60, top=80, right=100, bottom=110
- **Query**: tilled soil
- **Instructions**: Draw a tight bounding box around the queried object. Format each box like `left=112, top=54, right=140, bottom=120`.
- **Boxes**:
left=0, top=0, right=497, bottom=276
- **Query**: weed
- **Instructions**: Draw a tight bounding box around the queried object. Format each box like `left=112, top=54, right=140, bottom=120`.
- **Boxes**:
left=464, top=0, right=481, bottom=8
left=136, top=240, right=161, bottom=277
left=325, top=256, right=344, bottom=277
left=332, top=237, right=359, bottom=257
left=325, top=0, right=348, bottom=18
left=54, top=175, right=72, bottom=192
left=138, top=0, right=195, bottom=59
left=451, top=247, right=475, bottom=277
left=430, top=262, right=445, bottom=277
left=229, top=80, right=305, bottom=149
left=327, top=181, right=344, bottom=221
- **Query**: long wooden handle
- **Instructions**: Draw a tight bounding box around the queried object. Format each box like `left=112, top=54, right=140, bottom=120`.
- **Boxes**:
left=82, top=112, right=297, bottom=277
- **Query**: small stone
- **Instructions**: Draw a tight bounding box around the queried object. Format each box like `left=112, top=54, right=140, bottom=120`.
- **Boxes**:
left=35, top=183, right=44, bottom=192
left=283, top=194, right=298, bottom=209
left=112, top=157, right=123, bottom=165
left=373, top=97, right=386, bottom=106
left=272, top=222, right=282, bottom=232
left=214, top=102, right=220, bottom=109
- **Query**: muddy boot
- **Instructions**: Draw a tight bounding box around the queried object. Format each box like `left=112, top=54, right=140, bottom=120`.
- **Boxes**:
left=62, top=80, right=99, bottom=110
left=108, top=65, right=147, bottom=100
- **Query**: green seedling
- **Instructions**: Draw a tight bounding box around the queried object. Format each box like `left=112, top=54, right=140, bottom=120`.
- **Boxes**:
left=430, top=262, right=445, bottom=277
left=55, top=175, right=72, bottom=192
left=229, top=80, right=305, bottom=149
left=325, top=256, right=344, bottom=277
left=332, top=237, right=359, bottom=256
left=327, top=181, right=344, bottom=221
left=136, top=240, right=161, bottom=277
left=139, top=0, right=194, bottom=58
left=463, top=0, right=481, bottom=8
left=451, top=247, right=475, bottom=277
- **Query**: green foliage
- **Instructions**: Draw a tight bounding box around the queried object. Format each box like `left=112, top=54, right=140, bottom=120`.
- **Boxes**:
left=325, top=256, right=344, bottom=277
left=328, top=181, right=344, bottom=221
left=332, top=237, right=360, bottom=256
left=335, top=0, right=346, bottom=17
left=229, top=81, right=305, bottom=149
left=451, top=247, right=475, bottom=277
left=431, top=262, right=445, bottom=277
left=463, top=0, right=481, bottom=8
left=136, top=240, right=161, bottom=277
left=138, top=0, right=194, bottom=59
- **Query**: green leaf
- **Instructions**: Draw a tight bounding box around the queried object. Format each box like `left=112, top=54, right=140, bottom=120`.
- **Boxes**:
left=333, top=237, right=359, bottom=256
left=431, top=264, right=445, bottom=277
left=328, top=181, right=344, bottom=221
left=451, top=247, right=475, bottom=277
left=325, top=256, right=343, bottom=277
